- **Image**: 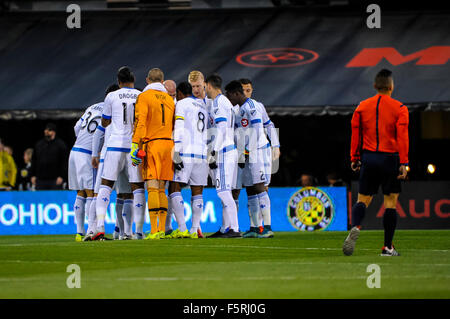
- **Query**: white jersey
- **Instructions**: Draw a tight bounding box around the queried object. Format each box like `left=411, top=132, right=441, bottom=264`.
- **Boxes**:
left=174, top=96, right=208, bottom=158
left=102, top=87, right=141, bottom=149
left=73, top=102, right=104, bottom=152
left=209, top=94, right=235, bottom=153
left=234, top=98, right=269, bottom=151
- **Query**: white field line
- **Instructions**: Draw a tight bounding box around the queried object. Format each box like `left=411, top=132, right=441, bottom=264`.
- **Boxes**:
left=1, top=260, right=449, bottom=268
left=3, top=275, right=449, bottom=283
left=0, top=242, right=448, bottom=253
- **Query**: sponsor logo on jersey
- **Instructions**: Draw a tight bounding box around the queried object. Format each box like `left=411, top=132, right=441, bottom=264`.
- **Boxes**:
left=236, top=47, right=319, bottom=68
left=287, top=187, right=334, bottom=231
left=241, top=118, right=249, bottom=127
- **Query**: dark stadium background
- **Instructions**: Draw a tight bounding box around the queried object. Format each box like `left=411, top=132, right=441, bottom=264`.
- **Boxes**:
left=1, top=0, right=449, bottom=186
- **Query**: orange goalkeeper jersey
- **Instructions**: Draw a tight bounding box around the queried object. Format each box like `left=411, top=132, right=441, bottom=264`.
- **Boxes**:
left=132, top=89, right=175, bottom=144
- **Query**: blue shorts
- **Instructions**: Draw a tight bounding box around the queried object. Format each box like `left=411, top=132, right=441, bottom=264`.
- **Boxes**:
left=358, top=151, right=402, bottom=196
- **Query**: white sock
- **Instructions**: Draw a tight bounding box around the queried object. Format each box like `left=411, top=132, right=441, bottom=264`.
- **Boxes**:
left=258, top=191, right=271, bottom=227
left=217, top=190, right=239, bottom=232
left=123, top=199, right=133, bottom=236
left=165, top=196, right=173, bottom=232
left=96, top=185, right=112, bottom=233
left=170, top=192, right=187, bottom=232
left=85, top=196, right=93, bottom=231
left=247, top=195, right=260, bottom=228
left=190, top=195, right=203, bottom=233
left=115, top=198, right=124, bottom=236
left=74, top=195, right=86, bottom=235
left=87, top=197, right=97, bottom=234
left=133, top=189, right=146, bottom=235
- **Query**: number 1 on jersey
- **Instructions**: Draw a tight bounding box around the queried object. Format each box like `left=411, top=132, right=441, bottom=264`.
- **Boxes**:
left=161, top=103, right=165, bottom=126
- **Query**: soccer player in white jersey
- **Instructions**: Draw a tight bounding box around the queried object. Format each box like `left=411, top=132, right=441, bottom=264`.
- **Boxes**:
left=231, top=79, right=280, bottom=238
left=87, top=103, right=134, bottom=241
left=226, top=80, right=274, bottom=238
left=69, top=99, right=104, bottom=241
left=90, top=67, right=145, bottom=241
left=170, top=70, right=210, bottom=238
left=167, top=82, right=209, bottom=239
left=204, top=74, right=241, bottom=238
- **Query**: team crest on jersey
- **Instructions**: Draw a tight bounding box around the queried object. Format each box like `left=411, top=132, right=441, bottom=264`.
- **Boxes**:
left=287, top=187, right=334, bottom=231
left=241, top=118, right=249, bottom=127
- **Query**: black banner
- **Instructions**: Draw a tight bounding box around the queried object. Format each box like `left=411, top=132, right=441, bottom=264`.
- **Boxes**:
left=350, top=181, right=450, bottom=230
left=1, top=8, right=449, bottom=115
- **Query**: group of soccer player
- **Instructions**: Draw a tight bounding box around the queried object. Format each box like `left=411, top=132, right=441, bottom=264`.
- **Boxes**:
left=68, top=67, right=280, bottom=241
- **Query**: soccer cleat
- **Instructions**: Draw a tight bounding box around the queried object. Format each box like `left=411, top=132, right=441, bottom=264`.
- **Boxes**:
left=92, top=232, right=105, bottom=241
left=380, top=245, right=400, bottom=256
left=206, top=229, right=228, bottom=238
left=157, top=231, right=166, bottom=239
left=82, top=232, right=94, bottom=242
left=145, top=232, right=161, bottom=240
left=165, top=229, right=179, bottom=239
left=343, top=226, right=360, bottom=256
left=190, top=231, right=199, bottom=239
left=133, top=232, right=144, bottom=240
left=165, top=229, right=174, bottom=237
left=258, top=229, right=274, bottom=238
left=243, top=231, right=258, bottom=238
left=175, top=229, right=191, bottom=238
left=243, top=227, right=259, bottom=238
left=197, top=228, right=204, bottom=238
left=224, top=230, right=242, bottom=238
left=75, top=233, right=83, bottom=242
left=122, top=234, right=132, bottom=240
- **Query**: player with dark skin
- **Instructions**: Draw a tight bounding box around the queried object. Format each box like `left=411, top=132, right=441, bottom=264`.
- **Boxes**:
left=91, top=79, right=144, bottom=196
left=226, top=87, right=266, bottom=198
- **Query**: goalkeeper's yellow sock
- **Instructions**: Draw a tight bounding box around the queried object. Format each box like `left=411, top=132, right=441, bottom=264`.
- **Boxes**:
left=147, top=187, right=160, bottom=234
left=158, top=188, right=168, bottom=233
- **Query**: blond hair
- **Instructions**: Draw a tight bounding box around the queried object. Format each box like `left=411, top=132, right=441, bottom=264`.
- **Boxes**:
left=188, top=70, right=204, bottom=83
left=147, top=68, right=164, bottom=83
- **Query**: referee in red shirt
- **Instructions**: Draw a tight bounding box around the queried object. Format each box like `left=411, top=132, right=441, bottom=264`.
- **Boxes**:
left=343, top=69, right=409, bottom=257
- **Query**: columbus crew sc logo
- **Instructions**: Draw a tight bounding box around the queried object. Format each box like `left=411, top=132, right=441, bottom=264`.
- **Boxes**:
left=236, top=48, right=319, bottom=68
left=287, top=187, right=334, bottom=231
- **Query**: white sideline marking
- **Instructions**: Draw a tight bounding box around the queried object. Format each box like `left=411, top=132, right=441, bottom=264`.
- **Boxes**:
left=2, top=260, right=450, bottom=267
left=0, top=243, right=448, bottom=253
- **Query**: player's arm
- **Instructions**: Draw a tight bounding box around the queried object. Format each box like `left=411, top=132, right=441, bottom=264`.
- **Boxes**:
left=91, top=125, right=105, bottom=169
left=101, top=95, right=113, bottom=128
left=248, top=105, right=265, bottom=153
left=396, top=105, right=409, bottom=179
left=173, top=102, right=185, bottom=170
left=350, top=105, right=362, bottom=171
left=74, top=117, right=83, bottom=137
left=130, top=94, right=148, bottom=165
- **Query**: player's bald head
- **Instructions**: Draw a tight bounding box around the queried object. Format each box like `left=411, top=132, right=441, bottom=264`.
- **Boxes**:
left=147, top=68, right=164, bottom=83
left=164, top=80, right=177, bottom=100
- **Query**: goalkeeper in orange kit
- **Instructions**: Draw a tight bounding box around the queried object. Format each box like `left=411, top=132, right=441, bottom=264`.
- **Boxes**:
left=131, top=68, right=175, bottom=239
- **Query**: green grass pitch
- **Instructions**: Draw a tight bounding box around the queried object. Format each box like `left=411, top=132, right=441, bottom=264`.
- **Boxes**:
left=0, top=230, right=449, bottom=299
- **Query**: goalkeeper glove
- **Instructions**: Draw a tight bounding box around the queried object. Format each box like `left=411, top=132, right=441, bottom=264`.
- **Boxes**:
left=130, top=142, right=145, bottom=166
left=173, top=151, right=184, bottom=171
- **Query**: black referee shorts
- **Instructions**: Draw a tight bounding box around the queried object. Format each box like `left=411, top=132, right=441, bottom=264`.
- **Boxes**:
left=358, top=151, right=401, bottom=196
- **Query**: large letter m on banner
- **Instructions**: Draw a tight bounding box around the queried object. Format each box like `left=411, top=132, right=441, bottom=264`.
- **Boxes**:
left=346, top=46, right=450, bottom=67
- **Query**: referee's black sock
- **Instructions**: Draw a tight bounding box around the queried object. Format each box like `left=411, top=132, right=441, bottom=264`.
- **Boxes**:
left=383, top=208, right=397, bottom=249
left=351, top=202, right=366, bottom=228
